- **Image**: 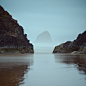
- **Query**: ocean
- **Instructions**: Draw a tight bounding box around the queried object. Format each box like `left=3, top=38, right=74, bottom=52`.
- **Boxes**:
left=0, top=46, right=86, bottom=86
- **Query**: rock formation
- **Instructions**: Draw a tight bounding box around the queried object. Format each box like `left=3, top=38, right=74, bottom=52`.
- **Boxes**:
left=35, top=31, right=52, bottom=43
left=53, top=31, right=86, bottom=54
left=0, top=5, right=34, bottom=53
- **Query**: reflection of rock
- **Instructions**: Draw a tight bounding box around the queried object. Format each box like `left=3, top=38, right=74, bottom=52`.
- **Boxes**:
left=54, top=54, right=86, bottom=75
left=53, top=31, right=86, bottom=54
left=35, top=31, right=52, bottom=43
left=0, top=54, right=33, bottom=86
left=0, top=6, right=34, bottom=53
left=0, top=65, right=28, bottom=86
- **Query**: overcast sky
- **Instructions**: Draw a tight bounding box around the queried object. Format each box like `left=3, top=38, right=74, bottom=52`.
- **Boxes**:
left=0, top=0, right=86, bottom=45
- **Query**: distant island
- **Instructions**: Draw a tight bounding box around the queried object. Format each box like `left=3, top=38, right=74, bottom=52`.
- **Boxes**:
left=35, top=31, right=52, bottom=43
left=0, top=5, right=34, bottom=54
left=53, top=31, right=86, bottom=54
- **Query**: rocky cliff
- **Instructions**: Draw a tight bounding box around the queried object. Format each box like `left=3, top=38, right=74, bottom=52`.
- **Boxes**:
left=0, top=5, right=34, bottom=53
left=53, top=31, right=86, bottom=54
left=35, top=31, right=52, bottom=43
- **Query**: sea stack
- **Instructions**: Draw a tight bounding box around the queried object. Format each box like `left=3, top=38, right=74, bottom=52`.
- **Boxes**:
left=0, top=5, right=34, bottom=54
left=35, top=31, right=52, bottom=43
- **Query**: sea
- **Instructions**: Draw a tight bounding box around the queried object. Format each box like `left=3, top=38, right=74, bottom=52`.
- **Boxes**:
left=0, top=45, right=86, bottom=86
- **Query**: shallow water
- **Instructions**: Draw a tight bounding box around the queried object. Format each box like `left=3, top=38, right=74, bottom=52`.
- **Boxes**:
left=0, top=47, right=86, bottom=86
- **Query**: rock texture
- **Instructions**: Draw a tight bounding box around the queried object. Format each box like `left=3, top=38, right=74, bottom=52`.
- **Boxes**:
left=0, top=5, right=34, bottom=54
left=53, top=31, right=86, bottom=54
left=35, top=31, right=52, bottom=43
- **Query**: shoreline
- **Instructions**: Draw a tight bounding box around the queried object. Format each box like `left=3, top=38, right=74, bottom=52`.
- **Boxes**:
left=0, top=47, right=34, bottom=54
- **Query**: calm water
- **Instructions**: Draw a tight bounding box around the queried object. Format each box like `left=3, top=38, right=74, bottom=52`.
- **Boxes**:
left=0, top=47, right=86, bottom=86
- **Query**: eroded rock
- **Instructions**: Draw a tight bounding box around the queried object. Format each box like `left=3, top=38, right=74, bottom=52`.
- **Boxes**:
left=0, top=5, right=34, bottom=54
left=53, top=31, right=86, bottom=54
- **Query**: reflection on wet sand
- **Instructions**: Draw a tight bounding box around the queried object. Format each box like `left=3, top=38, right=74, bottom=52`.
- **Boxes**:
left=54, top=54, right=86, bottom=75
left=0, top=54, right=33, bottom=86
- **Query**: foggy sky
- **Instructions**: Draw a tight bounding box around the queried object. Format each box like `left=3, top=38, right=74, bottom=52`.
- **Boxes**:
left=0, top=0, right=86, bottom=45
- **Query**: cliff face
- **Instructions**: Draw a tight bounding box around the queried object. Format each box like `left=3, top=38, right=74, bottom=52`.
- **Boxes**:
left=35, top=31, right=52, bottom=43
left=0, top=6, right=34, bottom=53
left=53, top=31, right=86, bottom=54
left=73, top=31, right=86, bottom=46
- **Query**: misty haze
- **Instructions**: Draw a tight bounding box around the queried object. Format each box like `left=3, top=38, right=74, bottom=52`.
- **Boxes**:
left=35, top=31, right=52, bottom=43
left=0, top=0, right=86, bottom=86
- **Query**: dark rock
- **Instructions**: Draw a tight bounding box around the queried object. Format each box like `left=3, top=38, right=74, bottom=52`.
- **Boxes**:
left=73, top=31, right=86, bottom=46
left=62, top=41, right=71, bottom=48
left=0, top=5, right=34, bottom=54
left=53, top=31, right=86, bottom=54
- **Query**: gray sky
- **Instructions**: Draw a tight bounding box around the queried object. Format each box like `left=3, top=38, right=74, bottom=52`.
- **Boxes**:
left=0, top=0, right=86, bottom=44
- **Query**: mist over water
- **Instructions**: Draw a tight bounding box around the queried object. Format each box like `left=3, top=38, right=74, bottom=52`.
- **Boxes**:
left=34, top=43, right=54, bottom=54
